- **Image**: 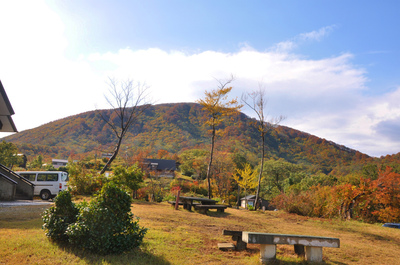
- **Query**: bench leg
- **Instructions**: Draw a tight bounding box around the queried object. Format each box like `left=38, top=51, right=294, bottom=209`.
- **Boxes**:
left=305, top=246, right=323, bottom=262
left=259, top=244, right=276, bottom=263
left=217, top=208, right=224, bottom=213
left=197, top=208, right=207, bottom=214
left=236, top=239, right=247, bottom=251
left=294, top=244, right=305, bottom=256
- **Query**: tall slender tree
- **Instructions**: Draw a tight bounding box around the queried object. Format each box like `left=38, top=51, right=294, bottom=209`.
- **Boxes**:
left=242, top=85, right=284, bottom=210
left=99, top=78, right=150, bottom=174
left=197, top=77, right=242, bottom=198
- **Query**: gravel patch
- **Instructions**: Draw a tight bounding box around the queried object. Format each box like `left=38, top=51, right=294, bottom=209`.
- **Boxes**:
left=0, top=200, right=53, bottom=207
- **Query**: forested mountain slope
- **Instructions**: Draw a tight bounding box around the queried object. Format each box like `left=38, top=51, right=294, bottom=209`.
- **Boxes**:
left=2, top=102, right=373, bottom=173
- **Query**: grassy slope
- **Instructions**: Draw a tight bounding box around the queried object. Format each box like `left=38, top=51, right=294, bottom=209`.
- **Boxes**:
left=1, top=201, right=400, bottom=264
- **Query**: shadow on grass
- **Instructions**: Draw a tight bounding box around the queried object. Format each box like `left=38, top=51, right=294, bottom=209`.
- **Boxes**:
left=56, top=242, right=171, bottom=265
left=132, top=200, right=161, bottom=206
left=203, top=211, right=231, bottom=218
left=335, top=225, right=400, bottom=248
left=242, top=257, right=347, bottom=265
left=256, top=257, right=348, bottom=265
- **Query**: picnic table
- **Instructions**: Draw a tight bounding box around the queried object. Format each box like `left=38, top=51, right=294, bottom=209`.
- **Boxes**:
left=178, top=196, right=217, bottom=211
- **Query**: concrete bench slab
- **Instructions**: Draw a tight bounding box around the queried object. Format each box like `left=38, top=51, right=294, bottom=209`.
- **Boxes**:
left=218, top=242, right=235, bottom=250
left=242, top=232, right=340, bottom=263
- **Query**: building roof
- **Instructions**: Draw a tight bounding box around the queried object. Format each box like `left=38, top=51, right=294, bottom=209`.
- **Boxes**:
left=0, top=80, right=17, bottom=133
left=145, top=159, right=177, bottom=171
left=241, top=195, right=256, bottom=200
left=52, top=159, right=68, bottom=163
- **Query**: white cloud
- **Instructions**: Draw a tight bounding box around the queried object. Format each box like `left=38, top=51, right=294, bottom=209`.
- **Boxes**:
left=0, top=3, right=398, bottom=157
left=0, top=1, right=106, bottom=130
left=271, top=25, right=336, bottom=53
left=299, top=26, right=336, bottom=42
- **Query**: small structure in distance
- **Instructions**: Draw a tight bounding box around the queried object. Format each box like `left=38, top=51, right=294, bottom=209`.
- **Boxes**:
left=143, top=159, right=177, bottom=178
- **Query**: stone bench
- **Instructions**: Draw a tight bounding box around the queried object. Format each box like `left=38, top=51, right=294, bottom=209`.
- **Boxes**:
left=242, top=232, right=340, bottom=263
left=222, top=230, right=247, bottom=250
left=217, top=242, right=236, bottom=251
left=194, top=204, right=228, bottom=214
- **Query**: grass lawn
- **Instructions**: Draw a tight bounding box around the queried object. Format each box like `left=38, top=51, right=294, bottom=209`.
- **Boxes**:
left=1, top=200, right=400, bottom=264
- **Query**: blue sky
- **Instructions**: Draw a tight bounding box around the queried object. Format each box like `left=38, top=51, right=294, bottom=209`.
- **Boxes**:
left=1, top=0, right=400, bottom=157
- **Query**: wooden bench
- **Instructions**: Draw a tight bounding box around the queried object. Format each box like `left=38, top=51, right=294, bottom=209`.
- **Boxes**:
left=167, top=201, right=183, bottom=207
left=242, top=232, right=340, bottom=263
left=221, top=230, right=247, bottom=250
left=194, top=204, right=228, bottom=214
left=179, top=196, right=217, bottom=211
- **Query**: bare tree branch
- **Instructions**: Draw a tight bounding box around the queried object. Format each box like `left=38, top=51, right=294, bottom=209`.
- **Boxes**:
left=241, top=83, right=285, bottom=210
left=98, top=78, right=151, bottom=174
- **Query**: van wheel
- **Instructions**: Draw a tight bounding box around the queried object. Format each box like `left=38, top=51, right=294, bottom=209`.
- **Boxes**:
left=40, top=190, right=51, bottom=200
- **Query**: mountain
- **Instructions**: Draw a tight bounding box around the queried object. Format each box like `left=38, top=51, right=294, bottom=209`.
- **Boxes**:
left=2, top=102, right=373, bottom=173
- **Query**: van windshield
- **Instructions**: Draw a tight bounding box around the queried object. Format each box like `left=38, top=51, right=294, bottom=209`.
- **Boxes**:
left=61, top=172, right=69, bottom=182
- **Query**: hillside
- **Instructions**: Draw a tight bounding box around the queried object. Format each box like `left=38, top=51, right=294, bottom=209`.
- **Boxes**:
left=2, top=102, right=372, bottom=173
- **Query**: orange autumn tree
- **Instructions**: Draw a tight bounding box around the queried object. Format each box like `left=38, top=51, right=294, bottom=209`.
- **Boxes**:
left=370, top=167, right=400, bottom=222
left=197, top=77, right=242, bottom=199
left=211, top=152, right=235, bottom=204
left=335, top=166, right=400, bottom=223
left=271, top=166, right=400, bottom=223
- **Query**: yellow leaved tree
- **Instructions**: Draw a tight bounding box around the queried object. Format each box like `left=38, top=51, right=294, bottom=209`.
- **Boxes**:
left=233, top=163, right=258, bottom=209
left=197, top=77, right=242, bottom=198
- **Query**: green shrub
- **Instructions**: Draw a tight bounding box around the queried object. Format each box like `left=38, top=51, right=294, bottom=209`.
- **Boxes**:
left=42, top=190, right=79, bottom=242
left=66, top=184, right=147, bottom=254
left=67, top=162, right=106, bottom=195
left=110, top=164, right=144, bottom=197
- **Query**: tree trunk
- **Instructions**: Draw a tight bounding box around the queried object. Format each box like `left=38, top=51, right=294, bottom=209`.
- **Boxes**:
left=100, top=136, right=122, bottom=174
left=340, top=193, right=364, bottom=220
left=236, top=185, right=241, bottom=207
left=254, top=132, right=265, bottom=210
left=206, top=125, right=216, bottom=199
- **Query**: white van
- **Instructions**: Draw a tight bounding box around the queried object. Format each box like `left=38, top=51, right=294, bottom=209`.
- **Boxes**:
left=16, top=171, right=69, bottom=200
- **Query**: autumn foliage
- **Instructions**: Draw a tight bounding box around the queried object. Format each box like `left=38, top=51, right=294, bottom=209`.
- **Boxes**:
left=272, top=166, right=400, bottom=223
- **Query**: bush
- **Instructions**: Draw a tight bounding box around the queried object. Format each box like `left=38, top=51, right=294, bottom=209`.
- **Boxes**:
left=110, top=164, right=144, bottom=198
left=67, top=162, right=106, bottom=195
left=271, top=192, right=314, bottom=216
left=66, top=184, right=147, bottom=254
left=42, top=185, right=147, bottom=255
left=42, top=190, right=79, bottom=242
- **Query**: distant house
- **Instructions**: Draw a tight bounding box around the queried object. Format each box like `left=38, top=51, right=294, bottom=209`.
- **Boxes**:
left=102, top=153, right=113, bottom=159
left=143, top=159, right=177, bottom=178
left=240, top=195, right=275, bottom=210
left=52, top=159, right=68, bottom=169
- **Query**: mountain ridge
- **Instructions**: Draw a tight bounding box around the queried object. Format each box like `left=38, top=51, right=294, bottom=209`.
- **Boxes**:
left=2, top=102, right=374, bottom=173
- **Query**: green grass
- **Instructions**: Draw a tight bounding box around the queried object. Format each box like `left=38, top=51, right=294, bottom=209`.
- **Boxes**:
left=1, top=201, right=400, bottom=264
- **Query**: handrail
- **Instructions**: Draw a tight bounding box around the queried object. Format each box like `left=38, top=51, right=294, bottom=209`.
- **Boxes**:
left=0, top=163, right=34, bottom=186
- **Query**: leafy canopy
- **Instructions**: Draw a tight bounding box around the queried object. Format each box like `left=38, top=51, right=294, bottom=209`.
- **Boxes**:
left=0, top=140, right=22, bottom=168
left=197, top=85, right=242, bottom=130
left=233, top=163, right=258, bottom=193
